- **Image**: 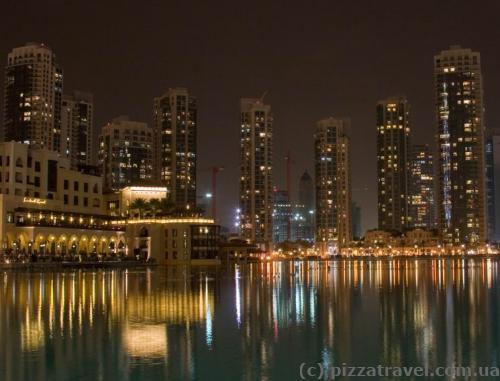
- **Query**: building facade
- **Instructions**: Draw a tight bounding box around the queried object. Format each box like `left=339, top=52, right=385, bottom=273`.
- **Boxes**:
left=485, top=130, right=500, bottom=242
left=153, top=88, right=197, bottom=209
left=239, top=98, right=273, bottom=248
left=0, top=141, right=124, bottom=256
left=125, top=218, right=220, bottom=264
left=61, top=91, right=93, bottom=168
left=434, top=46, right=486, bottom=244
left=104, top=186, right=168, bottom=217
left=98, top=116, right=154, bottom=191
left=376, top=97, right=410, bottom=232
left=408, top=144, right=435, bottom=229
left=272, top=189, right=291, bottom=243
left=3, top=43, right=63, bottom=151
left=314, top=117, right=352, bottom=252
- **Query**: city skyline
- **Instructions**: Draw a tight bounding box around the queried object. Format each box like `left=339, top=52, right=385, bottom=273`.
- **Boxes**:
left=2, top=1, right=500, bottom=232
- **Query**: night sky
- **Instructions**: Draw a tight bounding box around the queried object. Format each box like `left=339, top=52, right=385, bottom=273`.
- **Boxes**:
left=2, top=0, right=500, bottom=232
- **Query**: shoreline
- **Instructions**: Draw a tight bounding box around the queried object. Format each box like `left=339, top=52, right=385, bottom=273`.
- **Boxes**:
left=1, top=254, right=499, bottom=270
left=0, top=261, right=158, bottom=270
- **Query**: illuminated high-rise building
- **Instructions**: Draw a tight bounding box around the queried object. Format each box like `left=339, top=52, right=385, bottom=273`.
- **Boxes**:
left=153, top=88, right=197, bottom=209
left=98, top=116, right=154, bottom=191
left=3, top=42, right=63, bottom=151
left=272, top=189, right=292, bottom=243
left=434, top=46, right=486, bottom=244
left=409, top=144, right=435, bottom=229
left=314, top=117, right=352, bottom=251
left=485, top=129, right=500, bottom=242
left=239, top=98, right=273, bottom=247
left=61, top=91, right=93, bottom=169
left=376, top=96, right=410, bottom=232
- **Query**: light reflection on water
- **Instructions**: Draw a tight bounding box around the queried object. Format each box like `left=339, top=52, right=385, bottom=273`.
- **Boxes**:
left=0, top=259, right=499, bottom=380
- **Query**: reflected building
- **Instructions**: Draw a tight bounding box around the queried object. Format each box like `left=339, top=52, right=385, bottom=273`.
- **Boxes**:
left=0, top=260, right=498, bottom=380
left=377, top=96, right=410, bottom=232
left=434, top=46, right=486, bottom=244
left=0, top=268, right=216, bottom=380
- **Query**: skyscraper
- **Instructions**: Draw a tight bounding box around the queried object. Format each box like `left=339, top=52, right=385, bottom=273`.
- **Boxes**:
left=98, top=116, right=154, bottom=191
left=239, top=98, right=273, bottom=248
left=315, top=117, right=352, bottom=252
left=3, top=42, right=63, bottom=151
left=376, top=96, right=410, bottom=232
left=153, top=88, right=197, bottom=209
left=408, top=144, right=435, bottom=229
left=272, top=189, right=292, bottom=243
left=485, top=130, right=500, bottom=242
left=61, top=91, right=93, bottom=169
left=434, top=45, right=486, bottom=244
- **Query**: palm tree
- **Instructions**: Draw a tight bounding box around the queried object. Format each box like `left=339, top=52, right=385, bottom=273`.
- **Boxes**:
left=130, top=198, right=148, bottom=219
left=156, top=198, right=176, bottom=216
left=148, top=198, right=162, bottom=218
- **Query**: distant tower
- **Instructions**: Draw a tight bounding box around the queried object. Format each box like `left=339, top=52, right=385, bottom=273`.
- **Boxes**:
left=153, top=88, right=197, bottom=209
left=3, top=42, right=63, bottom=151
left=315, top=117, right=352, bottom=251
left=376, top=96, right=410, bottom=232
left=408, top=144, right=435, bottom=229
left=298, top=170, right=314, bottom=241
left=98, top=116, right=154, bottom=191
left=239, top=97, right=273, bottom=248
left=434, top=45, right=486, bottom=244
left=61, top=91, right=94, bottom=168
left=273, top=189, right=292, bottom=243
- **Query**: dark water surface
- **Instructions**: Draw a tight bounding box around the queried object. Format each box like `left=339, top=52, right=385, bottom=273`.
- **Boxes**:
left=0, top=258, right=499, bottom=380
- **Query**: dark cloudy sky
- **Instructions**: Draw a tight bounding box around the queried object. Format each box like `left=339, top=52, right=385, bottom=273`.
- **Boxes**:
left=2, top=0, right=500, bottom=231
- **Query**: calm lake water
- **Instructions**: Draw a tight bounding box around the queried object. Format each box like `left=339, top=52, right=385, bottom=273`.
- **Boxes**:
left=0, top=258, right=499, bottom=380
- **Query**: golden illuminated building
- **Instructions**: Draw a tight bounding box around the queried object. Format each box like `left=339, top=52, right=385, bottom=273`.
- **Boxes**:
left=239, top=98, right=273, bottom=248
left=153, top=88, right=197, bottom=209
left=314, top=117, right=352, bottom=252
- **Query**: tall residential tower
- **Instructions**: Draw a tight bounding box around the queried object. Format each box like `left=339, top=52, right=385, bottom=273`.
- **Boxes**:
left=3, top=43, right=63, bottom=151
left=315, top=117, right=352, bottom=252
left=434, top=46, right=486, bottom=244
left=409, top=144, right=435, bottom=229
left=153, top=88, right=197, bottom=209
left=61, top=91, right=93, bottom=169
left=376, top=97, right=410, bottom=232
left=98, top=116, right=154, bottom=191
left=239, top=98, right=273, bottom=247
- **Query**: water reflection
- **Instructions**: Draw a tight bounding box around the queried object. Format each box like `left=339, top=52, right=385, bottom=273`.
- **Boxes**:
left=0, top=259, right=499, bottom=380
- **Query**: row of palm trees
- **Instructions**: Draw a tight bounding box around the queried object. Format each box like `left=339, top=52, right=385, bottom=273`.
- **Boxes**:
left=128, top=198, right=205, bottom=219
